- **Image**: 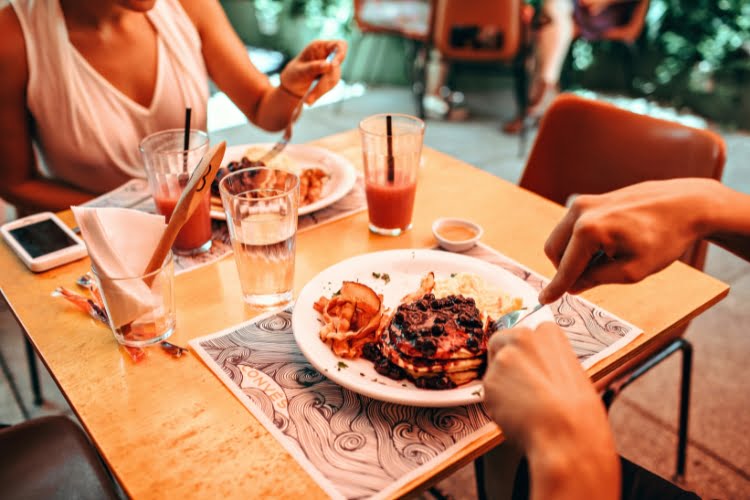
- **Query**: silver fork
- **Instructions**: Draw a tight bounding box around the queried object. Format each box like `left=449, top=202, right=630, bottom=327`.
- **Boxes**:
left=494, top=303, right=545, bottom=331
left=257, top=48, right=339, bottom=165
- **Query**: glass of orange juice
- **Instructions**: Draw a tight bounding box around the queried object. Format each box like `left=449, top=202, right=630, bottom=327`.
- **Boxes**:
left=140, top=129, right=212, bottom=255
left=359, top=114, right=425, bottom=236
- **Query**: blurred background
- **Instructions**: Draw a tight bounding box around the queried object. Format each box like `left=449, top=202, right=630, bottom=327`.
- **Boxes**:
left=2, top=1, right=749, bottom=498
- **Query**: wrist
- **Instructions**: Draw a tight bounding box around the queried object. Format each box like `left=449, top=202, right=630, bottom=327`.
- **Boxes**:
left=278, top=82, right=302, bottom=101
left=693, top=178, right=728, bottom=240
left=527, top=421, right=619, bottom=500
left=525, top=399, right=619, bottom=500
left=701, top=179, right=750, bottom=239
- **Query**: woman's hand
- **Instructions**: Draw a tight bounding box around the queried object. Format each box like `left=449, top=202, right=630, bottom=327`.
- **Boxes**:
left=483, top=323, right=620, bottom=500
left=538, top=178, right=723, bottom=305
left=280, top=40, right=347, bottom=104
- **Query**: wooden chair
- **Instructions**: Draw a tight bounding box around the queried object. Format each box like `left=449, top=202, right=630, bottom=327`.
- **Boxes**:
left=348, top=0, right=533, bottom=151
left=430, top=0, right=535, bottom=151
left=520, top=93, right=726, bottom=481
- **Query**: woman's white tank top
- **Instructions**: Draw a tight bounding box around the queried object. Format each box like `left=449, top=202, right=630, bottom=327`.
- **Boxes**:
left=10, top=0, right=209, bottom=193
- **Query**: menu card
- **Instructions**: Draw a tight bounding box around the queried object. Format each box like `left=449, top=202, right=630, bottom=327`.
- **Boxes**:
left=189, top=243, right=643, bottom=499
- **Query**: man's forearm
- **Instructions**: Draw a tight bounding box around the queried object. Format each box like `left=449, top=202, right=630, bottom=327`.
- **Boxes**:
left=525, top=402, right=620, bottom=500
left=703, top=183, right=750, bottom=263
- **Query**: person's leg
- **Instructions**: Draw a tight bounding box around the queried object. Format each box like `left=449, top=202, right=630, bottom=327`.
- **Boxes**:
left=481, top=442, right=525, bottom=500
left=503, top=0, right=574, bottom=133
left=510, top=455, right=702, bottom=500
left=536, top=0, right=575, bottom=92
left=620, top=457, right=701, bottom=500
left=425, top=48, right=450, bottom=98
left=422, top=48, right=469, bottom=121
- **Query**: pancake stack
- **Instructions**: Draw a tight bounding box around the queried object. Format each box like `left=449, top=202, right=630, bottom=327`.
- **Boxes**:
left=365, top=292, right=489, bottom=389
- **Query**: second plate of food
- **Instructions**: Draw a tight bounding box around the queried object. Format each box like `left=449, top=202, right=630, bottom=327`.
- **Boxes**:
left=292, top=249, right=554, bottom=407
left=210, top=143, right=358, bottom=219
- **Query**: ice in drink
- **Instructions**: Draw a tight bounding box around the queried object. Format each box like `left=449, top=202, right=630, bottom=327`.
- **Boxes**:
left=365, top=181, right=417, bottom=231
left=154, top=192, right=212, bottom=253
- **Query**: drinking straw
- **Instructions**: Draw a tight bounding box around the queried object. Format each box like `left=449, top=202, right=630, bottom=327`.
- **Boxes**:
left=386, top=114, right=395, bottom=183
left=183, top=107, right=192, bottom=171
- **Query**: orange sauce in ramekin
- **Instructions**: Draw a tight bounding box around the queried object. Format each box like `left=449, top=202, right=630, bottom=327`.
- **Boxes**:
left=436, top=224, right=479, bottom=242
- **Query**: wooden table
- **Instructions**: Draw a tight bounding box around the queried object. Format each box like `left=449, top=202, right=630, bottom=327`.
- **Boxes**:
left=0, top=130, right=728, bottom=498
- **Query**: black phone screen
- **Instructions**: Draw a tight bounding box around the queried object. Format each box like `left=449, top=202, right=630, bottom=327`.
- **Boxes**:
left=9, top=219, right=78, bottom=258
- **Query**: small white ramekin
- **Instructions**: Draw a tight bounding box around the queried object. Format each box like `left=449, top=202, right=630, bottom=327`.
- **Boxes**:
left=432, top=217, right=484, bottom=252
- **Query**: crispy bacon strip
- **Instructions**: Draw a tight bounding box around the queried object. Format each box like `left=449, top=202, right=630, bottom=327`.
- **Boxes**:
left=315, top=281, right=385, bottom=358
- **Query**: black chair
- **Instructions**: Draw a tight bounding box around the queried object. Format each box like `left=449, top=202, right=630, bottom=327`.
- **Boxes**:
left=0, top=416, right=119, bottom=500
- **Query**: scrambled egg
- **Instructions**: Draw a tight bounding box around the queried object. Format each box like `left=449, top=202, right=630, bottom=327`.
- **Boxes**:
left=432, top=272, right=523, bottom=320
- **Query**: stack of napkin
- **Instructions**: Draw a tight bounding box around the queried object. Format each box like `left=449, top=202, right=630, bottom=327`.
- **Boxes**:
left=71, top=207, right=167, bottom=328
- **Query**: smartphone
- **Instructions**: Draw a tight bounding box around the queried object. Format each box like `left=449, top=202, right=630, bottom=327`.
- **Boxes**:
left=1, top=212, right=87, bottom=272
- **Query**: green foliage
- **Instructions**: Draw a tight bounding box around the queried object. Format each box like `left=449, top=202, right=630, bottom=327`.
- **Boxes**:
left=643, top=0, right=750, bottom=91
left=254, top=0, right=353, bottom=39
left=569, top=0, right=750, bottom=94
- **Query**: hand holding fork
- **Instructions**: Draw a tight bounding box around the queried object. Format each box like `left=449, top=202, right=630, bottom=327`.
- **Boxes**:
left=257, top=47, right=340, bottom=165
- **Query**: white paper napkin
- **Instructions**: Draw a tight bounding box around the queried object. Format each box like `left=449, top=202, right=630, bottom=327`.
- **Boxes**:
left=71, top=207, right=167, bottom=328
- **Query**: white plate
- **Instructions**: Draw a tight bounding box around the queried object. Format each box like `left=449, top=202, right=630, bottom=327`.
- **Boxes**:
left=211, top=143, right=358, bottom=219
left=292, top=249, right=554, bottom=407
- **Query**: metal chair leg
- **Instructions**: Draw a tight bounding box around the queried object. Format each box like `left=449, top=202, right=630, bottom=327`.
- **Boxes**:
left=0, top=346, right=30, bottom=419
left=674, top=339, right=692, bottom=483
left=602, top=338, right=693, bottom=482
left=474, top=454, right=487, bottom=500
left=511, top=39, right=530, bottom=157
left=25, top=337, right=43, bottom=406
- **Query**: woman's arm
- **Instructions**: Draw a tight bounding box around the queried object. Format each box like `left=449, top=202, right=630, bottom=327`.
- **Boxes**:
left=179, top=0, right=345, bottom=132
left=0, top=4, right=93, bottom=214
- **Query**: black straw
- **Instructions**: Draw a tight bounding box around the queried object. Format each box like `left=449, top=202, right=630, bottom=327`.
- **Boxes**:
left=182, top=107, right=192, bottom=171
left=386, top=115, right=395, bottom=183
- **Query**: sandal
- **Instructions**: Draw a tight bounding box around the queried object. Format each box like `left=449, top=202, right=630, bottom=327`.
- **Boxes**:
left=423, top=87, right=470, bottom=121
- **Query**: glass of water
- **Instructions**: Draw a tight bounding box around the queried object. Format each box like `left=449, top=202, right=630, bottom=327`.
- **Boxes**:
left=219, top=167, right=300, bottom=307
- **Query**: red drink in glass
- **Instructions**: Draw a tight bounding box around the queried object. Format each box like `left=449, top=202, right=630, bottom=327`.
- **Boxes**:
left=365, top=181, right=417, bottom=231
left=140, top=128, right=212, bottom=254
left=360, top=114, right=424, bottom=236
left=153, top=192, right=212, bottom=253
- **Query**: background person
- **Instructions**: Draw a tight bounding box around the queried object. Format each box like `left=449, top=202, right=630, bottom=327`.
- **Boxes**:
left=503, top=0, right=640, bottom=134
left=0, top=0, right=346, bottom=214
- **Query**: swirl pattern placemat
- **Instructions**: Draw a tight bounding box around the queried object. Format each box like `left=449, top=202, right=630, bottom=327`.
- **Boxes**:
left=189, top=244, right=643, bottom=499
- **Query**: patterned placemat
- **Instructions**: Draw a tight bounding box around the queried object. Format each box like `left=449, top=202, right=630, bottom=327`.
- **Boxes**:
left=189, top=243, right=643, bottom=499
left=81, top=177, right=367, bottom=275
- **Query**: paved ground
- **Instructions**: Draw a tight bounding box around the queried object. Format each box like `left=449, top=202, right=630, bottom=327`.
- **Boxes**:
left=1, top=84, right=749, bottom=498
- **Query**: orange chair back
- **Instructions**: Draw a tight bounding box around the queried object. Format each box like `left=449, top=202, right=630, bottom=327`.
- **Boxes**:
left=520, top=93, right=726, bottom=271
left=431, top=0, right=524, bottom=61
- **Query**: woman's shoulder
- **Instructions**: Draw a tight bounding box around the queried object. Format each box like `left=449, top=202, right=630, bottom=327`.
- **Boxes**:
left=170, top=0, right=226, bottom=35
left=0, top=2, right=29, bottom=91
